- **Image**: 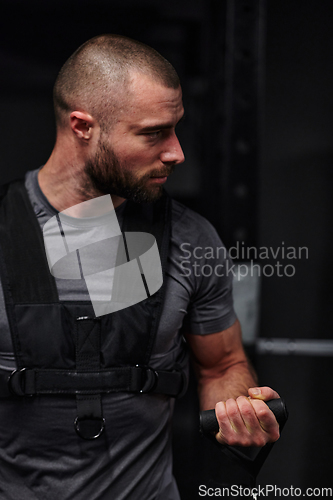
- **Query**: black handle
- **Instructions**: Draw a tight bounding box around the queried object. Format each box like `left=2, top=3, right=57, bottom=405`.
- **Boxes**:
left=199, top=398, right=288, bottom=480
left=200, top=397, right=288, bottom=435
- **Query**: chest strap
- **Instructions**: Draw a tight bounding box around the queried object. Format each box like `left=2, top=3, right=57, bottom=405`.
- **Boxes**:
left=8, top=365, right=186, bottom=398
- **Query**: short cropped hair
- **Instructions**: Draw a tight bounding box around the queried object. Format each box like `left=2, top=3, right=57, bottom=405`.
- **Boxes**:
left=53, top=34, right=180, bottom=130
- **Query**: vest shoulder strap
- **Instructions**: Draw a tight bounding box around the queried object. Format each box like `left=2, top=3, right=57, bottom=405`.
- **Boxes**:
left=0, top=178, right=59, bottom=303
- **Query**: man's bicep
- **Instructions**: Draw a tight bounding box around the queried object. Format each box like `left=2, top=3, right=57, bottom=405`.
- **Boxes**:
left=184, top=319, right=248, bottom=376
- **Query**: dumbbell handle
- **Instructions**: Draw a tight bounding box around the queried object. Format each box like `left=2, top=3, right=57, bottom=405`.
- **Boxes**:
left=200, top=398, right=288, bottom=435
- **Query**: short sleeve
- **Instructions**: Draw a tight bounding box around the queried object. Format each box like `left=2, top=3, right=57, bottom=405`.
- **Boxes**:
left=170, top=201, right=237, bottom=336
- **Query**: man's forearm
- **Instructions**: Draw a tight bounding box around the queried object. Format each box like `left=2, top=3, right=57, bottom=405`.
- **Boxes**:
left=197, top=359, right=258, bottom=411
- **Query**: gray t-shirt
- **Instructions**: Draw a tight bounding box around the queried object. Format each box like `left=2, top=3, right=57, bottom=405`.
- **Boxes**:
left=0, top=169, right=236, bottom=500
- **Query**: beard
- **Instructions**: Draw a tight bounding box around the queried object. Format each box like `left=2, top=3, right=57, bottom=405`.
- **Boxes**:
left=84, top=140, right=175, bottom=204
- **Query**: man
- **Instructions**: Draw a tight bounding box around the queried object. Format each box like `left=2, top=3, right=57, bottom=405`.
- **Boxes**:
left=0, top=35, right=279, bottom=499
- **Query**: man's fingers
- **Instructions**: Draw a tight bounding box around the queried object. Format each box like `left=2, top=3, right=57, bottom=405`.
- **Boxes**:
left=215, top=399, right=250, bottom=445
left=225, top=398, right=247, bottom=434
left=248, top=386, right=280, bottom=401
left=236, top=396, right=261, bottom=433
left=215, top=401, right=234, bottom=444
left=249, top=398, right=280, bottom=442
left=214, top=387, right=281, bottom=446
left=216, top=397, right=264, bottom=447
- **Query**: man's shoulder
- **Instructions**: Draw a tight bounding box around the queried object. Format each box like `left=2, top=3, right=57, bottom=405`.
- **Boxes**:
left=171, top=196, right=226, bottom=255
left=170, top=198, right=218, bottom=235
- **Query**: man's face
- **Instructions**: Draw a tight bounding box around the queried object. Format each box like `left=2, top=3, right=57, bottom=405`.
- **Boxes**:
left=85, top=73, right=185, bottom=203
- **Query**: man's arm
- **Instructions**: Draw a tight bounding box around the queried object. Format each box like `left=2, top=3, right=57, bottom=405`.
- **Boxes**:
left=185, top=319, right=280, bottom=447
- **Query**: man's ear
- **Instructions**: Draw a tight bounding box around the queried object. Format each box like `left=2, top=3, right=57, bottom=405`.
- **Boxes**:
left=70, top=111, right=95, bottom=141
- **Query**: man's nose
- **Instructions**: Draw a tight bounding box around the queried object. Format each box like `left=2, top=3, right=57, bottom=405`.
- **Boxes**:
left=160, top=133, right=185, bottom=165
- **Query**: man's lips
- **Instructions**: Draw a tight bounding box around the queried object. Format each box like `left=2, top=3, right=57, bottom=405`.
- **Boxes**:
left=147, top=166, right=175, bottom=184
left=148, top=176, right=168, bottom=184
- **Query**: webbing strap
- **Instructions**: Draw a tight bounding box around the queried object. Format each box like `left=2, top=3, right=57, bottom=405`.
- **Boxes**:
left=7, top=366, right=185, bottom=397
left=74, top=316, right=103, bottom=439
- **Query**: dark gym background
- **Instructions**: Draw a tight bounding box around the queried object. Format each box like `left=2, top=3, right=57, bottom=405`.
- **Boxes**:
left=1, top=0, right=332, bottom=496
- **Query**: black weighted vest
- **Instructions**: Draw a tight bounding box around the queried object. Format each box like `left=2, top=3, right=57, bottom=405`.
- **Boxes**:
left=0, top=180, right=186, bottom=439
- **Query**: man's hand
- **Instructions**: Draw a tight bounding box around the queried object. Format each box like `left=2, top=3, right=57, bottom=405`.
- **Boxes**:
left=215, top=386, right=280, bottom=447
left=186, top=321, right=281, bottom=448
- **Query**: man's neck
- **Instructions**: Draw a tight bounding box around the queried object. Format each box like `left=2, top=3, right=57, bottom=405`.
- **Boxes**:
left=38, top=152, right=125, bottom=213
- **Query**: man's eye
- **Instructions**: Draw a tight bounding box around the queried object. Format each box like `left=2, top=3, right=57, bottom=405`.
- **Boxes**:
left=144, top=131, right=161, bottom=139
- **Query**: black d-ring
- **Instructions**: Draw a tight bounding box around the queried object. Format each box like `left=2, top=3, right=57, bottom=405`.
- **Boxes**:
left=137, top=366, right=159, bottom=393
left=74, top=417, right=105, bottom=440
left=8, top=368, right=33, bottom=397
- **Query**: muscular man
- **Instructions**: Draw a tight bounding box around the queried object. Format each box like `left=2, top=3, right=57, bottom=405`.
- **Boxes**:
left=0, top=35, right=279, bottom=499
